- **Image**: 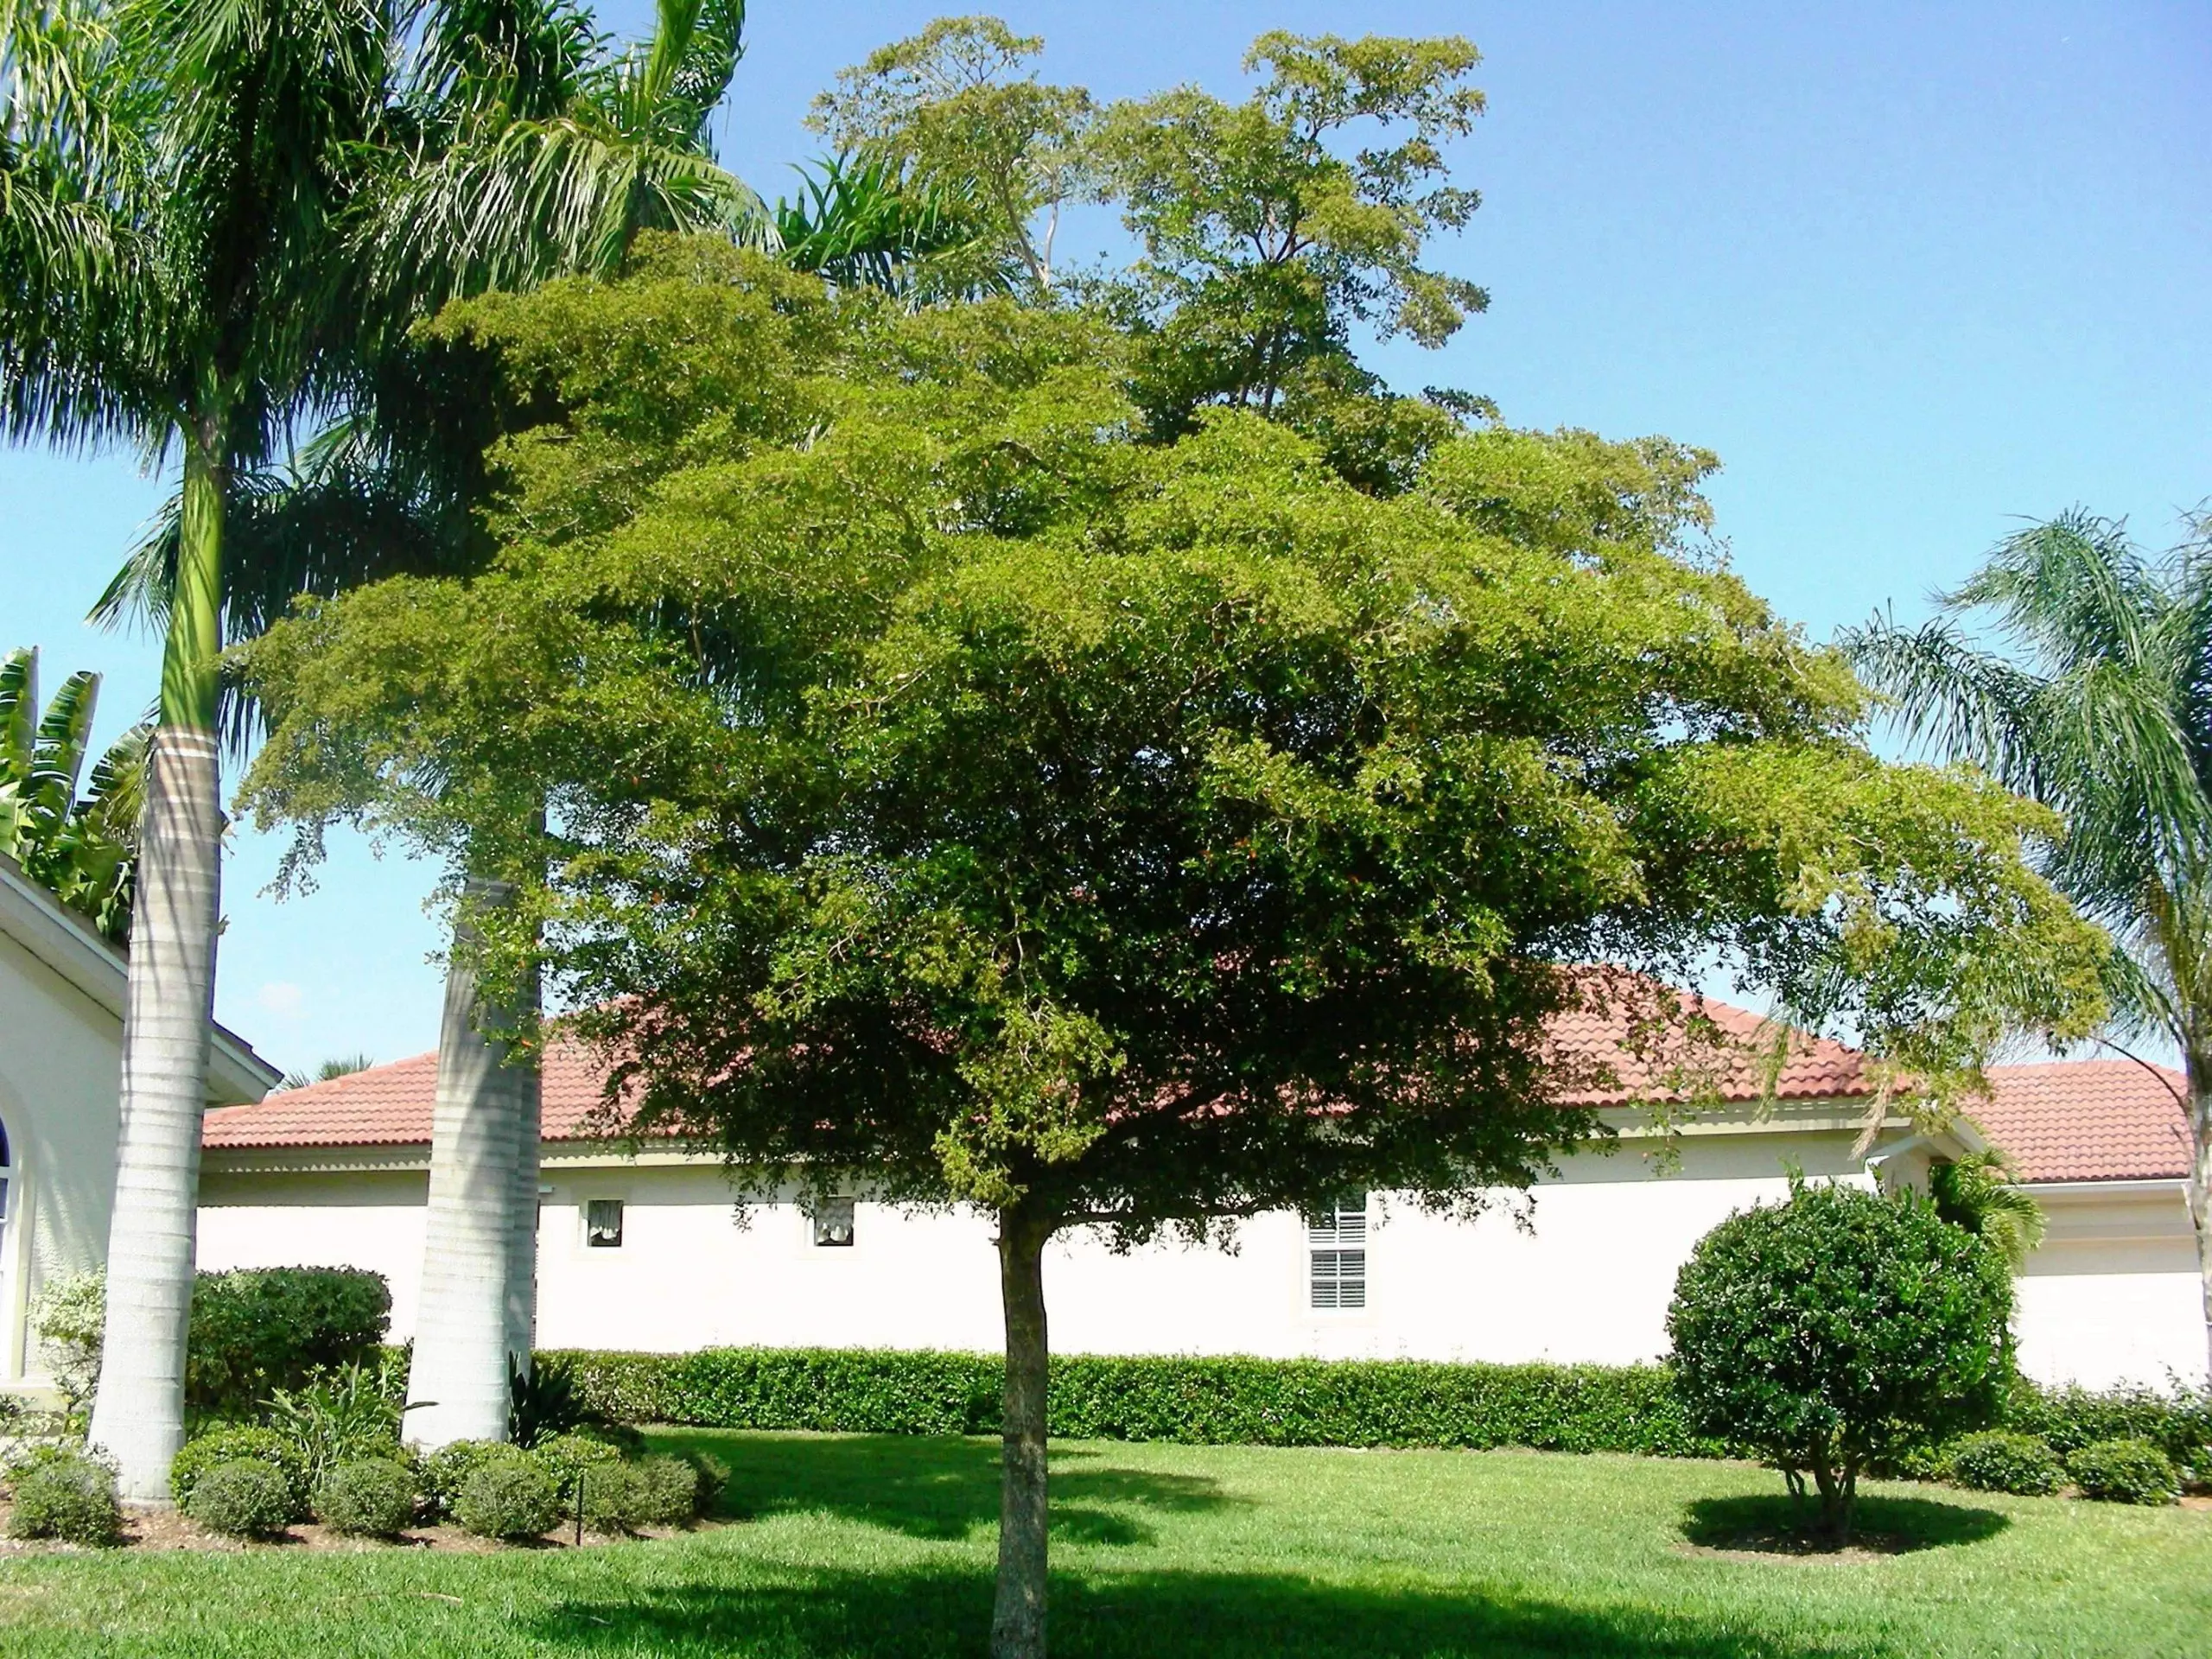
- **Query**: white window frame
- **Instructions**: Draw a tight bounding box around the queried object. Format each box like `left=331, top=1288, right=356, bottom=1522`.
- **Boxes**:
left=1306, top=1192, right=1369, bottom=1312
left=582, top=1197, right=625, bottom=1249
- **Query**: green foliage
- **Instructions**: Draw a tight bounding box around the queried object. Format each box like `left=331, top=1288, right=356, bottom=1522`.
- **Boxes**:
left=40, top=1268, right=393, bottom=1422
left=186, top=1460, right=296, bottom=1539
left=169, top=1427, right=311, bottom=1513
left=1930, top=1151, right=2046, bottom=1270
left=531, top=1430, right=624, bottom=1495
left=2000, top=1378, right=2212, bottom=1478
left=809, top=16, right=1095, bottom=290
left=0, top=648, right=144, bottom=943
left=1945, top=1431, right=2064, bottom=1497
left=420, top=1440, right=535, bottom=1522
left=777, top=150, right=1013, bottom=300
left=2067, top=1438, right=2180, bottom=1505
left=263, top=1360, right=408, bottom=1497
left=511, top=1352, right=632, bottom=1449
left=632, top=1454, right=706, bottom=1524
left=1667, top=1181, right=2015, bottom=1540
left=188, top=1271, right=395, bottom=1417
left=3, top=1445, right=122, bottom=1546
left=453, top=1459, right=563, bottom=1541
left=548, top=1347, right=1718, bottom=1455
left=312, top=1458, right=421, bottom=1538
left=575, top=1459, right=651, bottom=1534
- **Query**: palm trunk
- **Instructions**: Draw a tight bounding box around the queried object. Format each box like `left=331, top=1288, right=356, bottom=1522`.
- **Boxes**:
left=87, top=428, right=226, bottom=1503
left=503, top=967, right=543, bottom=1378
left=2187, top=1049, right=2212, bottom=1385
left=404, top=880, right=526, bottom=1448
left=992, top=1209, right=1052, bottom=1659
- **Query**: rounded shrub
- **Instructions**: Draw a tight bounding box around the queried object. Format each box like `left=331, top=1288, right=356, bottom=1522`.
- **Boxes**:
left=2067, top=1438, right=2178, bottom=1504
left=531, top=1430, right=623, bottom=1495
left=421, top=1439, right=531, bottom=1521
left=170, top=1426, right=309, bottom=1514
left=1945, top=1431, right=2063, bottom=1496
left=453, top=1459, right=563, bottom=1541
left=314, top=1458, right=420, bottom=1537
left=576, top=1459, right=650, bottom=1534
left=1667, top=1179, right=2013, bottom=1544
left=632, top=1455, right=704, bottom=1525
left=4, top=1446, right=123, bottom=1546
left=187, top=1459, right=296, bottom=1539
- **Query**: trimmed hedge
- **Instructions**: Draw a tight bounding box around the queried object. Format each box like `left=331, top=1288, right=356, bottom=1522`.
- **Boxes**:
left=545, top=1345, right=2212, bottom=1475
left=547, top=1348, right=1724, bottom=1456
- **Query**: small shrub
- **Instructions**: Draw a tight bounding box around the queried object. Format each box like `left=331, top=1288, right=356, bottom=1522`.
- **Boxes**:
left=4, top=1446, right=122, bottom=1545
left=170, top=1427, right=310, bottom=1513
left=576, top=1459, right=650, bottom=1534
left=632, top=1454, right=704, bottom=1524
left=453, top=1459, right=563, bottom=1541
left=187, top=1459, right=296, bottom=1538
left=1946, top=1431, right=2063, bottom=1496
left=314, top=1458, right=420, bottom=1537
left=264, top=1361, right=405, bottom=1493
left=1667, top=1180, right=2013, bottom=1545
left=531, top=1430, right=623, bottom=1495
left=420, top=1439, right=532, bottom=1521
left=2067, top=1438, right=2178, bottom=1505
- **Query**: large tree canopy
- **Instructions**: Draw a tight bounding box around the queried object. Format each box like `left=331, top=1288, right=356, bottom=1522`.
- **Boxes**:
left=239, top=241, right=2104, bottom=1657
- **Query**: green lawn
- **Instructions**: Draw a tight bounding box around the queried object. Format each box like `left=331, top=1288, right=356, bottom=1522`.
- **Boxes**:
left=3, top=1431, right=2208, bottom=1657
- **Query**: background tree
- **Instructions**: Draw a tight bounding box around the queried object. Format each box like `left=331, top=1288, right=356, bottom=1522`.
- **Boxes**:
left=239, top=246, right=2106, bottom=1659
left=1847, top=511, right=2212, bottom=1375
left=807, top=15, right=1094, bottom=293
left=86, top=0, right=766, bottom=1452
left=0, top=646, right=143, bottom=941
left=0, top=0, right=416, bottom=1497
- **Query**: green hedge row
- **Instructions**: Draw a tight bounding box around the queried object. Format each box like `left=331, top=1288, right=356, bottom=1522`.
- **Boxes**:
left=544, top=1347, right=1726, bottom=1456
left=543, top=1345, right=2212, bottom=1471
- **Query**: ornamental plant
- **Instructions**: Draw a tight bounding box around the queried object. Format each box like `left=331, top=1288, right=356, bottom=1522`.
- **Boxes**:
left=2067, top=1438, right=2179, bottom=1505
left=3, top=1446, right=123, bottom=1546
left=314, top=1458, right=421, bottom=1538
left=1667, top=1179, right=2015, bottom=1544
left=186, top=1460, right=296, bottom=1540
left=1945, top=1430, right=2064, bottom=1497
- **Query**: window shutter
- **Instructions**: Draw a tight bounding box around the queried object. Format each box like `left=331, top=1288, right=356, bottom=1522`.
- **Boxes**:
left=1307, top=1194, right=1368, bottom=1309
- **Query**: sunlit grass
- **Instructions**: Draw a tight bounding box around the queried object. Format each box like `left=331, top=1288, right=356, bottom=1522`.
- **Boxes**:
left=2, top=1430, right=2206, bottom=1656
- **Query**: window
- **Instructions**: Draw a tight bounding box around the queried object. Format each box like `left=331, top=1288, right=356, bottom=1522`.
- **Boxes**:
left=584, top=1198, right=624, bottom=1249
left=0, top=1111, right=12, bottom=1229
left=811, top=1195, right=856, bottom=1248
left=1308, top=1193, right=1367, bottom=1310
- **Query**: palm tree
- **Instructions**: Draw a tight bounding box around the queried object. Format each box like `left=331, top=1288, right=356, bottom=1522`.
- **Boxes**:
left=1, top=0, right=410, bottom=1498
left=1847, top=509, right=2212, bottom=1376
left=0, top=645, right=145, bottom=942
left=93, top=0, right=765, bottom=1451
left=276, top=1052, right=374, bottom=1090
left=1929, top=1148, right=2047, bottom=1271
left=776, top=149, right=1013, bottom=300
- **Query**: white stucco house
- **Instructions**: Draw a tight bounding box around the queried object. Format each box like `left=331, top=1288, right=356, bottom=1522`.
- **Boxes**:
left=0, top=854, right=279, bottom=1399
left=196, top=991, right=2207, bottom=1391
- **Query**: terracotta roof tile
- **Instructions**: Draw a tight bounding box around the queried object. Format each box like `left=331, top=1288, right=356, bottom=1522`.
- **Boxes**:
left=1545, top=990, right=1872, bottom=1106
left=201, top=1036, right=621, bottom=1150
left=1970, top=1060, right=2190, bottom=1185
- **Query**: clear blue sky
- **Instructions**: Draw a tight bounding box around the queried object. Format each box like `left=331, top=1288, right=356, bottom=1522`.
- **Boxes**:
left=3, top=1, right=2204, bottom=1075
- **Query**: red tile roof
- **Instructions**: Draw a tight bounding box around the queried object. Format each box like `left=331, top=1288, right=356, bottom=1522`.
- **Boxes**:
left=1970, top=1060, right=2191, bottom=1185
left=203, top=1003, right=2195, bottom=1188
left=201, top=1037, right=621, bottom=1150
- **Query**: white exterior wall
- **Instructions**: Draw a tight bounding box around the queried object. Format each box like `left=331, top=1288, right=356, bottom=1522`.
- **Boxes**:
left=0, top=929, right=128, bottom=1386
left=2012, top=1180, right=2203, bottom=1389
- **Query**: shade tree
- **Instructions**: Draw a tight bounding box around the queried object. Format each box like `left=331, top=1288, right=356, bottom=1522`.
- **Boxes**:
left=240, top=244, right=2105, bottom=1658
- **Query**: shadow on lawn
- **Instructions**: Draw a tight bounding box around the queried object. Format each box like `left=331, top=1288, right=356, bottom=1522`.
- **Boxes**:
left=651, top=1428, right=1236, bottom=1547
left=1681, top=1493, right=2010, bottom=1556
left=528, top=1560, right=1885, bottom=1659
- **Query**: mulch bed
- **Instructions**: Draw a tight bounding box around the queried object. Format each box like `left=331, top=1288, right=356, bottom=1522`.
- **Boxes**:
left=0, top=1497, right=721, bottom=1554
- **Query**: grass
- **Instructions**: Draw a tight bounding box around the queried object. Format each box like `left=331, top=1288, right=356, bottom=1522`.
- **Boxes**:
left=2, top=1430, right=2208, bottom=1656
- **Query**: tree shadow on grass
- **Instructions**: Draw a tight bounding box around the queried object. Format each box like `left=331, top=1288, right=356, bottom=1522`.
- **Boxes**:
left=1681, top=1493, right=2010, bottom=1557
left=649, top=1429, right=1235, bottom=1547
left=527, top=1560, right=1892, bottom=1659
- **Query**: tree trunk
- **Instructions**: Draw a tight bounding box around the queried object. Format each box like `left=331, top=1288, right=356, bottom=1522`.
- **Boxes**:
left=992, top=1210, right=1053, bottom=1659
left=87, top=428, right=226, bottom=1503
left=503, top=967, right=543, bottom=1378
left=2187, top=1049, right=2212, bottom=1386
left=404, top=880, right=527, bottom=1448
left=89, top=429, right=228, bottom=1503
